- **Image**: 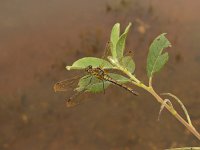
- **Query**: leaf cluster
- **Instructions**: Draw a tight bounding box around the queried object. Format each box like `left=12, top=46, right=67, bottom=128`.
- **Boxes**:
left=66, top=23, right=171, bottom=93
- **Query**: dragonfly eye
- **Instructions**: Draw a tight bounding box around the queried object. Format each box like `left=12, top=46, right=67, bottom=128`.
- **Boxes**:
left=88, top=65, right=92, bottom=69
left=85, top=65, right=92, bottom=72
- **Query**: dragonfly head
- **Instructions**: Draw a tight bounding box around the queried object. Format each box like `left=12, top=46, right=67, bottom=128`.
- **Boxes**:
left=85, top=65, right=93, bottom=73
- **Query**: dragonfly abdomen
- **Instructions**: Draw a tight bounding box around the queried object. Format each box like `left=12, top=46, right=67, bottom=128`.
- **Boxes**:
left=104, top=76, right=139, bottom=96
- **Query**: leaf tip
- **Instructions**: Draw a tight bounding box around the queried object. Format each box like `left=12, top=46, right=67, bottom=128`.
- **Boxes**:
left=128, top=22, right=132, bottom=27
left=114, top=22, right=120, bottom=27
left=66, top=66, right=71, bottom=70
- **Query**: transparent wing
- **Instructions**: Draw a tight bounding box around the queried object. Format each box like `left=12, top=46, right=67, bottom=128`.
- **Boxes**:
left=66, top=76, right=94, bottom=107
left=99, top=41, right=113, bottom=68
left=66, top=89, right=86, bottom=108
left=53, top=75, right=82, bottom=92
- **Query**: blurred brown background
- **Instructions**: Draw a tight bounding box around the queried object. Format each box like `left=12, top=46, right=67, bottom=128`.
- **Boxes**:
left=0, top=0, right=200, bottom=149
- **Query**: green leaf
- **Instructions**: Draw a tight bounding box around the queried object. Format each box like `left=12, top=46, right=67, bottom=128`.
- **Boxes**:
left=154, top=52, right=169, bottom=73
left=110, top=23, right=120, bottom=57
left=75, top=75, right=110, bottom=93
left=108, top=73, right=130, bottom=83
left=75, top=73, right=130, bottom=93
left=66, top=57, right=113, bottom=70
left=120, top=56, right=135, bottom=73
left=147, top=33, right=171, bottom=78
left=116, top=23, right=132, bottom=58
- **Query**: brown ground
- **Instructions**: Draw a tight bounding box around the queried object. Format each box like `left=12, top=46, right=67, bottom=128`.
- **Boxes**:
left=0, top=0, right=200, bottom=149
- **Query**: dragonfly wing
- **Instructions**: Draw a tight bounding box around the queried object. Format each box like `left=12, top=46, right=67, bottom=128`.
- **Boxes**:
left=100, top=41, right=112, bottom=68
left=54, top=75, right=82, bottom=92
left=65, top=76, right=94, bottom=107
left=66, top=89, right=86, bottom=107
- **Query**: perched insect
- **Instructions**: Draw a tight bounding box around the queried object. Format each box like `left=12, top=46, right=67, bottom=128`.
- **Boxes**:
left=54, top=65, right=138, bottom=107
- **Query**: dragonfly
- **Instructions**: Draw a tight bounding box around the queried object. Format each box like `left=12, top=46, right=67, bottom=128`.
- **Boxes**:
left=54, top=43, right=138, bottom=107
left=54, top=65, right=138, bottom=107
left=85, top=65, right=138, bottom=95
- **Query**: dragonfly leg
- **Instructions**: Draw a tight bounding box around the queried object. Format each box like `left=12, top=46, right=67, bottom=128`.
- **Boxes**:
left=82, top=75, right=92, bottom=80
left=102, top=80, right=105, bottom=94
left=86, top=76, right=93, bottom=87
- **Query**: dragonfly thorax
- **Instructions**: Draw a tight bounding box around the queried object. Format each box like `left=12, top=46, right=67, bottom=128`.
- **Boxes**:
left=85, top=65, right=105, bottom=79
left=92, top=67, right=105, bottom=79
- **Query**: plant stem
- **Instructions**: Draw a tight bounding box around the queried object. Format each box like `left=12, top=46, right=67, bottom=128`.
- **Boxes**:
left=161, top=93, right=193, bottom=126
left=147, top=88, right=200, bottom=141
left=109, top=56, right=200, bottom=140
left=110, top=59, right=200, bottom=140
